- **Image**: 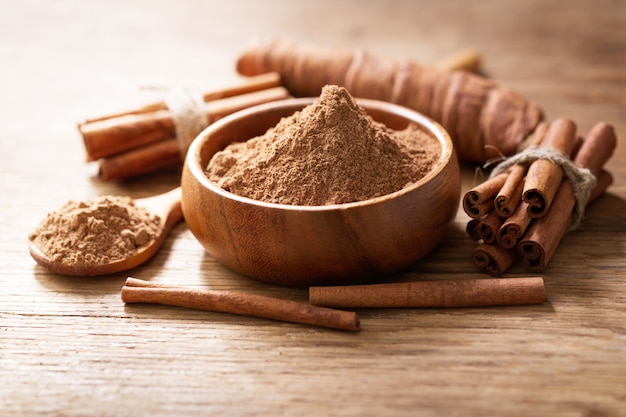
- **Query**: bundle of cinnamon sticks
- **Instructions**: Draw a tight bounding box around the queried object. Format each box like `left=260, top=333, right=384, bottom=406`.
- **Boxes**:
left=78, top=73, right=289, bottom=180
left=464, top=118, right=617, bottom=276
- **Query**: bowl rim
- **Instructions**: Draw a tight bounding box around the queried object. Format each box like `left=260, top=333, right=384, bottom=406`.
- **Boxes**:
left=185, top=97, right=455, bottom=212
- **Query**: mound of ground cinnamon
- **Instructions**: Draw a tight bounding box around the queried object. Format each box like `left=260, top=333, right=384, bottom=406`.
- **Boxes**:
left=29, top=196, right=161, bottom=266
left=206, top=85, right=440, bottom=205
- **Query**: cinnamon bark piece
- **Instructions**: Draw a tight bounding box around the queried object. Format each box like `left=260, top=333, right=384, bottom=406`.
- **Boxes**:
left=472, top=242, right=519, bottom=277
left=475, top=211, right=504, bottom=244
left=309, top=277, right=546, bottom=309
left=494, top=164, right=526, bottom=217
left=496, top=201, right=533, bottom=250
left=122, top=278, right=360, bottom=332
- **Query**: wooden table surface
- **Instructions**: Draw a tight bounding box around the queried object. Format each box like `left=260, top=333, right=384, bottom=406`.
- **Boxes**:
left=2, top=1, right=625, bottom=416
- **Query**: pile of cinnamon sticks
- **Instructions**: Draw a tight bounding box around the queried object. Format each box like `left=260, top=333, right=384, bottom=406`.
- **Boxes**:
left=464, top=118, right=617, bottom=276
left=78, top=73, right=289, bottom=180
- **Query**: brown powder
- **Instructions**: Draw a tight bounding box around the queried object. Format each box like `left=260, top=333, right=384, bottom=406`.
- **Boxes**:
left=206, top=85, right=441, bottom=206
left=29, top=196, right=161, bottom=266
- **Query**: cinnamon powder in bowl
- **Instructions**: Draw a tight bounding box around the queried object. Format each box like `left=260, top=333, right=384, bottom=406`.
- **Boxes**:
left=182, top=85, right=460, bottom=287
left=206, top=85, right=440, bottom=206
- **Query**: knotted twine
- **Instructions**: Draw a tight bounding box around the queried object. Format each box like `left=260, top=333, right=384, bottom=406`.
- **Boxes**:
left=488, top=146, right=597, bottom=230
left=163, top=87, right=209, bottom=158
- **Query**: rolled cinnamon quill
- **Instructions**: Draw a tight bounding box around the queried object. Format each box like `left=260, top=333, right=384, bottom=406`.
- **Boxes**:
left=493, top=163, right=526, bottom=217
left=466, top=218, right=482, bottom=241
left=122, top=278, right=360, bottom=332
left=474, top=211, right=504, bottom=244
left=522, top=118, right=578, bottom=218
left=496, top=201, right=533, bottom=249
left=98, top=139, right=181, bottom=181
left=472, top=242, right=519, bottom=276
left=309, top=277, right=546, bottom=309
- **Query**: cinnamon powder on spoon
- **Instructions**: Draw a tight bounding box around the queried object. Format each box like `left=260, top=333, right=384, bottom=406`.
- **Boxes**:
left=206, top=85, right=440, bottom=206
left=29, top=196, right=161, bottom=266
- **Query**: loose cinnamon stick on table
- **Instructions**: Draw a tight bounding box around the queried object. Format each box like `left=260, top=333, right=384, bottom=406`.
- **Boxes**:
left=121, top=278, right=360, bottom=332
left=79, top=72, right=283, bottom=161
left=309, top=277, right=546, bottom=309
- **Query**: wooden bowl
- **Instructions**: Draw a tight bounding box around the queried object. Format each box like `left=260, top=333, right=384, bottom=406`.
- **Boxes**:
left=181, top=98, right=460, bottom=287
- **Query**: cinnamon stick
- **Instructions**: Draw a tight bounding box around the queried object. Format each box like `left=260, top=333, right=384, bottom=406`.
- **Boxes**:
left=309, top=277, right=546, bottom=308
left=466, top=218, right=482, bottom=241
left=493, top=163, right=526, bottom=217
left=522, top=118, right=578, bottom=218
left=121, top=277, right=360, bottom=332
left=472, top=242, right=519, bottom=276
left=496, top=201, right=533, bottom=249
left=569, top=122, right=617, bottom=178
left=474, top=211, right=504, bottom=244
left=99, top=139, right=181, bottom=181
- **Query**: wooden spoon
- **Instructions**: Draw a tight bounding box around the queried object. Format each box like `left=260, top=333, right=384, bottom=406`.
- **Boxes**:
left=29, top=187, right=183, bottom=276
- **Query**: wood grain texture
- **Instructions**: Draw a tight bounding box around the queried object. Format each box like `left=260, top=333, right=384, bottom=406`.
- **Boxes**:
left=1, top=1, right=625, bottom=416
